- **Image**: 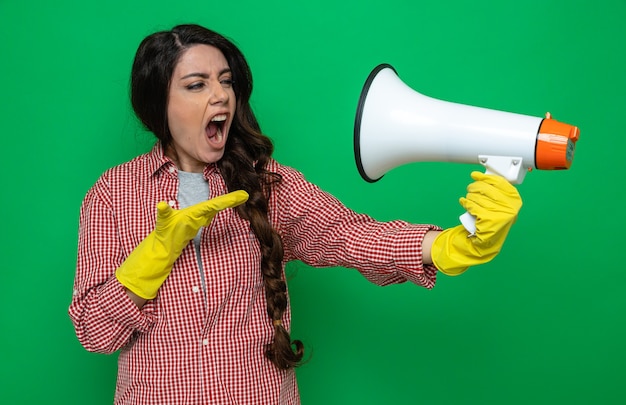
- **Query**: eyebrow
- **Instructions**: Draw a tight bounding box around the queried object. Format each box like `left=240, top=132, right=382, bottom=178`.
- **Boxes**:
left=180, top=68, right=232, bottom=80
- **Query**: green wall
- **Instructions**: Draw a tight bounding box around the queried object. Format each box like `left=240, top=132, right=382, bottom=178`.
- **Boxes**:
left=2, top=0, right=624, bottom=403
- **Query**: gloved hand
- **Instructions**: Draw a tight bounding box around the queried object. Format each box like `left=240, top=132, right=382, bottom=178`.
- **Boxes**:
left=431, top=172, right=522, bottom=276
left=116, top=190, right=249, bottom=299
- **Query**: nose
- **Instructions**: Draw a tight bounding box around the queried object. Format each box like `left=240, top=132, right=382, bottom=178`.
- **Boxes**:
left=209, top=80, right=229, bottom=105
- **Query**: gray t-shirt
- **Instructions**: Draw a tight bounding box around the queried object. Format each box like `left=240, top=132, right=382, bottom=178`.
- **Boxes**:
left=177, top=170, right=210, bottom=294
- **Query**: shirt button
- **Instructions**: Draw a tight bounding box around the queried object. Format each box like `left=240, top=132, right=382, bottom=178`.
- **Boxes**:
left=168, top=200, right=176, bottom=207
left=202, top=339, right=209, bottom=346
left=168, top=166, right=175, bottom=173
left=192, top=286, right=200, bottom=293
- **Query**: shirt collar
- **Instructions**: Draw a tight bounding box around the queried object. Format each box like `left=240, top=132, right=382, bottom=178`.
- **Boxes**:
left=146, top=142, right=220, bottom=178
left=146, top=142, right=175, bottom=177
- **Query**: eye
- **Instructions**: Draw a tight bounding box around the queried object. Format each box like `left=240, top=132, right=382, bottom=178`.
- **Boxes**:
left=186, top=82, right=206, bottom=91
left=220, top=78, right=235, bottom=88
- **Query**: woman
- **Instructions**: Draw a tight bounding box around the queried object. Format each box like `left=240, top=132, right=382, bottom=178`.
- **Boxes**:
left=69, top=24, right=521, bottom=404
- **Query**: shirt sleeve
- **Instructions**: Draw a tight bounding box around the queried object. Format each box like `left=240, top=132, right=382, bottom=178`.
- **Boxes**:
left=68, top=174, right=156, bottom=354
left=274, top=166, right=441, bottom=289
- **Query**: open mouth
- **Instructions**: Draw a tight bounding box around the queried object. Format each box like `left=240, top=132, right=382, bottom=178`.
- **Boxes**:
left=206, top=114, right=228, bottom=144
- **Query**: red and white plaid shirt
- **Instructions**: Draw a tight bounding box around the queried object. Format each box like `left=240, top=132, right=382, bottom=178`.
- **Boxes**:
left=69, top=143, right=440, bottom=405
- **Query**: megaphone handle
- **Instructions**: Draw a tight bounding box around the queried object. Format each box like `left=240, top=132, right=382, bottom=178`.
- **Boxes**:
left=458, top=167, right=498, bottom=236
left=459, top=211, right=477, bottom=236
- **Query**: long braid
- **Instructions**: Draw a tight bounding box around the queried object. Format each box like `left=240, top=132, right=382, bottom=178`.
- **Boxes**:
left=219, top=116, right=304, bottom=370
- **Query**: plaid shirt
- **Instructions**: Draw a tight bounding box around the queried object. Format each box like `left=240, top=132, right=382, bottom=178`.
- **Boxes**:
left=69, top=143, right=440, bottom=405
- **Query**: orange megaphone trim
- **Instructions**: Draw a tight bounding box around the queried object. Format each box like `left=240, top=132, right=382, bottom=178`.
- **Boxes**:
left=535, top=113, right=580, bottom=170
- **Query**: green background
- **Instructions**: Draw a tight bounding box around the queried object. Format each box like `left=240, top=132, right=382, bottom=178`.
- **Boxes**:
left=1, top=0, right=624, bottom=403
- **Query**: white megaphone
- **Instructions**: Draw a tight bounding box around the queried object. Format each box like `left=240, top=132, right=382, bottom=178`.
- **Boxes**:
left=354, top=64, right=580, bottom=234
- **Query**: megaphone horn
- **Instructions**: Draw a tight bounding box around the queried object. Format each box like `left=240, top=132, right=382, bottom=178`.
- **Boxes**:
left=354, top=63, right=580, bottom=233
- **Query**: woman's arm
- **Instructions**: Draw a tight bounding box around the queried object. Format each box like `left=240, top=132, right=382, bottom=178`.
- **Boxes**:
left=273, top=165, right=442, bottom=289
left=69, top=177, right=155, bottom=353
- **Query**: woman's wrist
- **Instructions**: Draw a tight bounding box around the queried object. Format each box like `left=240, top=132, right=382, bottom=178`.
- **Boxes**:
left=422, top=230, right=442, bottom=265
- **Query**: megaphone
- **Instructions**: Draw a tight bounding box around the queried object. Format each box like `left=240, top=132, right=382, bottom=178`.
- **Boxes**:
left=354, top=64, right=580, bottom=233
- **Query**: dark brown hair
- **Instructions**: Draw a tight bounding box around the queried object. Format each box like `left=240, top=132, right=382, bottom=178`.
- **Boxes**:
left=130, top=24, right=303, bottom=370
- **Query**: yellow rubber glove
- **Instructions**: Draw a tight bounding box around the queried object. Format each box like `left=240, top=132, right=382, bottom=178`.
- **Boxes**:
left=432, top=172, right=522, bottom=276
left=116, top=190, right=249, bottom=299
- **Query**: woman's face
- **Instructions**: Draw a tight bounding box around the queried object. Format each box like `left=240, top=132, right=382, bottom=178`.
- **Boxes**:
left=167, top=44, right=236, bottom=172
